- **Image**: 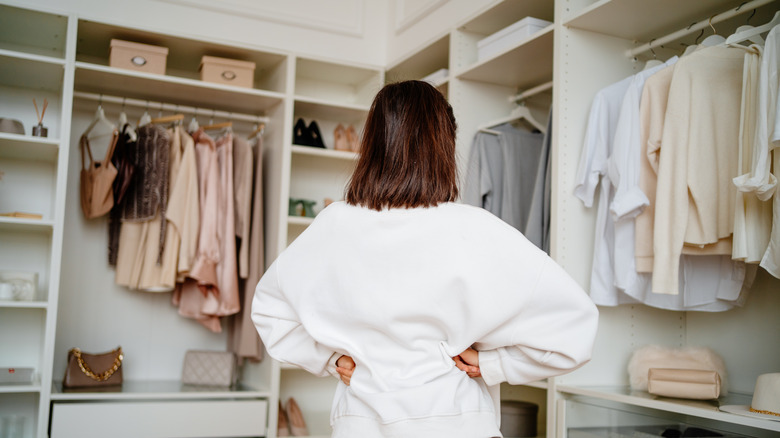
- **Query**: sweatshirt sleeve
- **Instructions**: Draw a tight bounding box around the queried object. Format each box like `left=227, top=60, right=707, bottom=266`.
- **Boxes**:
left=252, top=260, right=339, bottom=378
left=475, top=258, right=599, bottom=386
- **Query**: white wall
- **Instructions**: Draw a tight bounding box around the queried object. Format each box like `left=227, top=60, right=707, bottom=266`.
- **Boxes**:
left=17, top=0, right=389, bottom=67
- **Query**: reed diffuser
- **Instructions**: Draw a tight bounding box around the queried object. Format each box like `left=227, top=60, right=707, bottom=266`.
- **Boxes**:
left=32, top=98, right=48, bottom=137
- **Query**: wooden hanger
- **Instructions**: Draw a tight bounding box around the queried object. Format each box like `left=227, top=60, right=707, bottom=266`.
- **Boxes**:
left=202, top=121, right=233, bottom=131
left=247, top=123, right=265, bottom=139
left=726, top=10, right=779, bottom=45
left=150, top=114, right=184, bottom=125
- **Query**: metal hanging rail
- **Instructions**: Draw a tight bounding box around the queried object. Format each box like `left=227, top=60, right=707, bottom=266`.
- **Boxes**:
left=72, top=91, right=270, bottom=124
left=625, top=0, right=775, bottom=58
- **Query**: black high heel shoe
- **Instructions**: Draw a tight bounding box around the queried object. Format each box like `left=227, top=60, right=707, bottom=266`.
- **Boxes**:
left=293, top=118, right=312, bottom=146
left=307, top=120, right=326, bottom=148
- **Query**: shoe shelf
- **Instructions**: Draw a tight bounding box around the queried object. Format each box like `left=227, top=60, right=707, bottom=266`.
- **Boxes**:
left=293, top=96, right=371, bottom=123
left=0, top=216, right=55, bottom=233
left=0, top=4, right=68, bottom=59
left=291, top=144, right=358, bottom=161
left=557, top=385, right=780, bottom=434
left=280, top=368, right=338, bottom=437
left=454, top=24, right=554, bottom=90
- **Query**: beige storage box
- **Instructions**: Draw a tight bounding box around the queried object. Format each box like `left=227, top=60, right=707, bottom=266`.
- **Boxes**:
left=109, top=39, right=168, bottom=75
left=199, top=56, right=255, bottom=88
left=477, top=17, right=552, bottom=61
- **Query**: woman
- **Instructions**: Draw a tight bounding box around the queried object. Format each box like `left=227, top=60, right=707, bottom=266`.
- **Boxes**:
left=252, top=80, right=598, bottom=437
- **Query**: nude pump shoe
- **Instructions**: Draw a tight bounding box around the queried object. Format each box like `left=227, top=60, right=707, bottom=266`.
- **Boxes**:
left=334, top=124, right=350, bottom=151
left=345, top=125, right=359, bottom=153
left=285, top=397, right=309, bottom=436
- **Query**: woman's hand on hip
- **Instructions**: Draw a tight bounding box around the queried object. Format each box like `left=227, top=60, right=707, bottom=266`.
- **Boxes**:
left=336, top=355, right=356, bottom=386
left=452, top=347, right=481, bottom=378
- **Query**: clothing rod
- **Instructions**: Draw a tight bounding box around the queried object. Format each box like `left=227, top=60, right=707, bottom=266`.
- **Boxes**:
left=509, top=81, right=553, bottom=103
left=625, top=0, right=774, bottom=58
left=72, top=91, right=270, bottom=124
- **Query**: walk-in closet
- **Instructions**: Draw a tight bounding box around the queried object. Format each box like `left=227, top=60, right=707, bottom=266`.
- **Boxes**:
left=1, top=0, right=778, bottom=437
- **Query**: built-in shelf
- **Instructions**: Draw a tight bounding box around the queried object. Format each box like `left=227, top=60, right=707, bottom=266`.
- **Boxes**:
left=0, top=383, right=42, bottom=394
left=557, top=385, right=780, bottom=433
left=0, top=48, right=66, bottom=67
left=386, top=33, right=450, bottom=82
left=0, top=132, right=60, bottom=162
left=50, top=380, right=271, bottom=401
left=563, top=0, right=777, bottom=43
left=0, top=217, right=54, bottom=232
left=294, top=97, right=371, bottom=124
left=74, top=62, right=285, bottom=115
left=291, top=144, right=358, bottom=161
left=0, top=52, right=64, bottom=92
left=456, top=25, right=553, bottom=89
left=287, top=215, right=315, bottom=227
left=0, top=301, right=47, bottom=309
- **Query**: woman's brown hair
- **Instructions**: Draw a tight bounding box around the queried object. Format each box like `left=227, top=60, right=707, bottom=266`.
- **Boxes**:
left=345, top=80, right=459, bottom=210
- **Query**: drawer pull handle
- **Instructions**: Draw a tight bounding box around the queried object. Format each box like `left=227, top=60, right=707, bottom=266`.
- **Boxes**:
left=131, top=56, right=147, bottom=66
left=222, top=70, right=237, bottom=80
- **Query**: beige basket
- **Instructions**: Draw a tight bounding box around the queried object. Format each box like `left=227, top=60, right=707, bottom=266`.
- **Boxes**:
left=199, top=55, right=255, bottom=88
left=109, top=39, right=168, bottom=75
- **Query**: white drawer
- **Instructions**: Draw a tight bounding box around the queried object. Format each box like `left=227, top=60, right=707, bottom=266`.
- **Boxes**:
left=51, top=399, right=267, bottom=438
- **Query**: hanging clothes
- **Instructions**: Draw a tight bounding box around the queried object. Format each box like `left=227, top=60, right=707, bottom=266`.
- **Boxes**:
left=525, top=107, right=552, bottom=254
left=608, top=58, right=674, bottom=292
left=733, top=44, right=773, bottom=264
left=228, top=133, right=265, bottom=362
left=653, top=45, right=754, bottom=295
left=574, top=73, right=635, bottom=306
left=115, top=125, right=170, bottom=287
left=463, top=123, right=545, bottom=249
left=174, top=130, right=239, bottom=332
left=233, top=135, right=254, bottom=279
left=108, top=123, right=136, bottom=266
left=734, top=25, right=780, bottom=278
left=575, top=61, right=746, bottom=311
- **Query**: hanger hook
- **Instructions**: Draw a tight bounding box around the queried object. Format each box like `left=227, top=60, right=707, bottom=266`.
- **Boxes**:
left=747, top=8, right=756, bottom=24
left=648, top=38, right=657, bottom=59
left=98, top=93, right=103, bottom=108
left=121, top=96, right=126, bottom=112
left=694, top=28, right=705, bottom=44
left=735, top=1, right=748, bottom=12
left=709, top=14, right=717, bottom=35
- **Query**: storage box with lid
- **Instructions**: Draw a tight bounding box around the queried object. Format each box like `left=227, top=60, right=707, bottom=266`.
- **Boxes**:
left=199, top=56, right=256, bottom=88
left=477, top=17, right=552, bottom=61
left=109, top=39, right=168, bottom=75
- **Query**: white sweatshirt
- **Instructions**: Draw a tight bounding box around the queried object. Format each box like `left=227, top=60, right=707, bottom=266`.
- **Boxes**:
left=252, top=202, right=598, bottom=437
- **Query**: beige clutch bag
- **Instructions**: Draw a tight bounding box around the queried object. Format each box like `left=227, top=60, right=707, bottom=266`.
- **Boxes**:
left=647, top=368, right=721, bottom=400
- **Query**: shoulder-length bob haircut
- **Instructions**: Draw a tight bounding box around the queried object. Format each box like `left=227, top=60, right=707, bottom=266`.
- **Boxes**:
left=345, top=80, right=459, bottom=211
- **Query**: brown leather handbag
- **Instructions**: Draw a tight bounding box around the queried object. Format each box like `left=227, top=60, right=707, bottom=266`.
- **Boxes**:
left=63, top=347, right=123, bottom=388
left=80, top=131, right=119, bottom=219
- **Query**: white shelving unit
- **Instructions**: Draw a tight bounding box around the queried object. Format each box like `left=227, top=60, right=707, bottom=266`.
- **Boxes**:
left=0, top=3, right=72, bottom=437
left=551, top=0, right=780, bottom=437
